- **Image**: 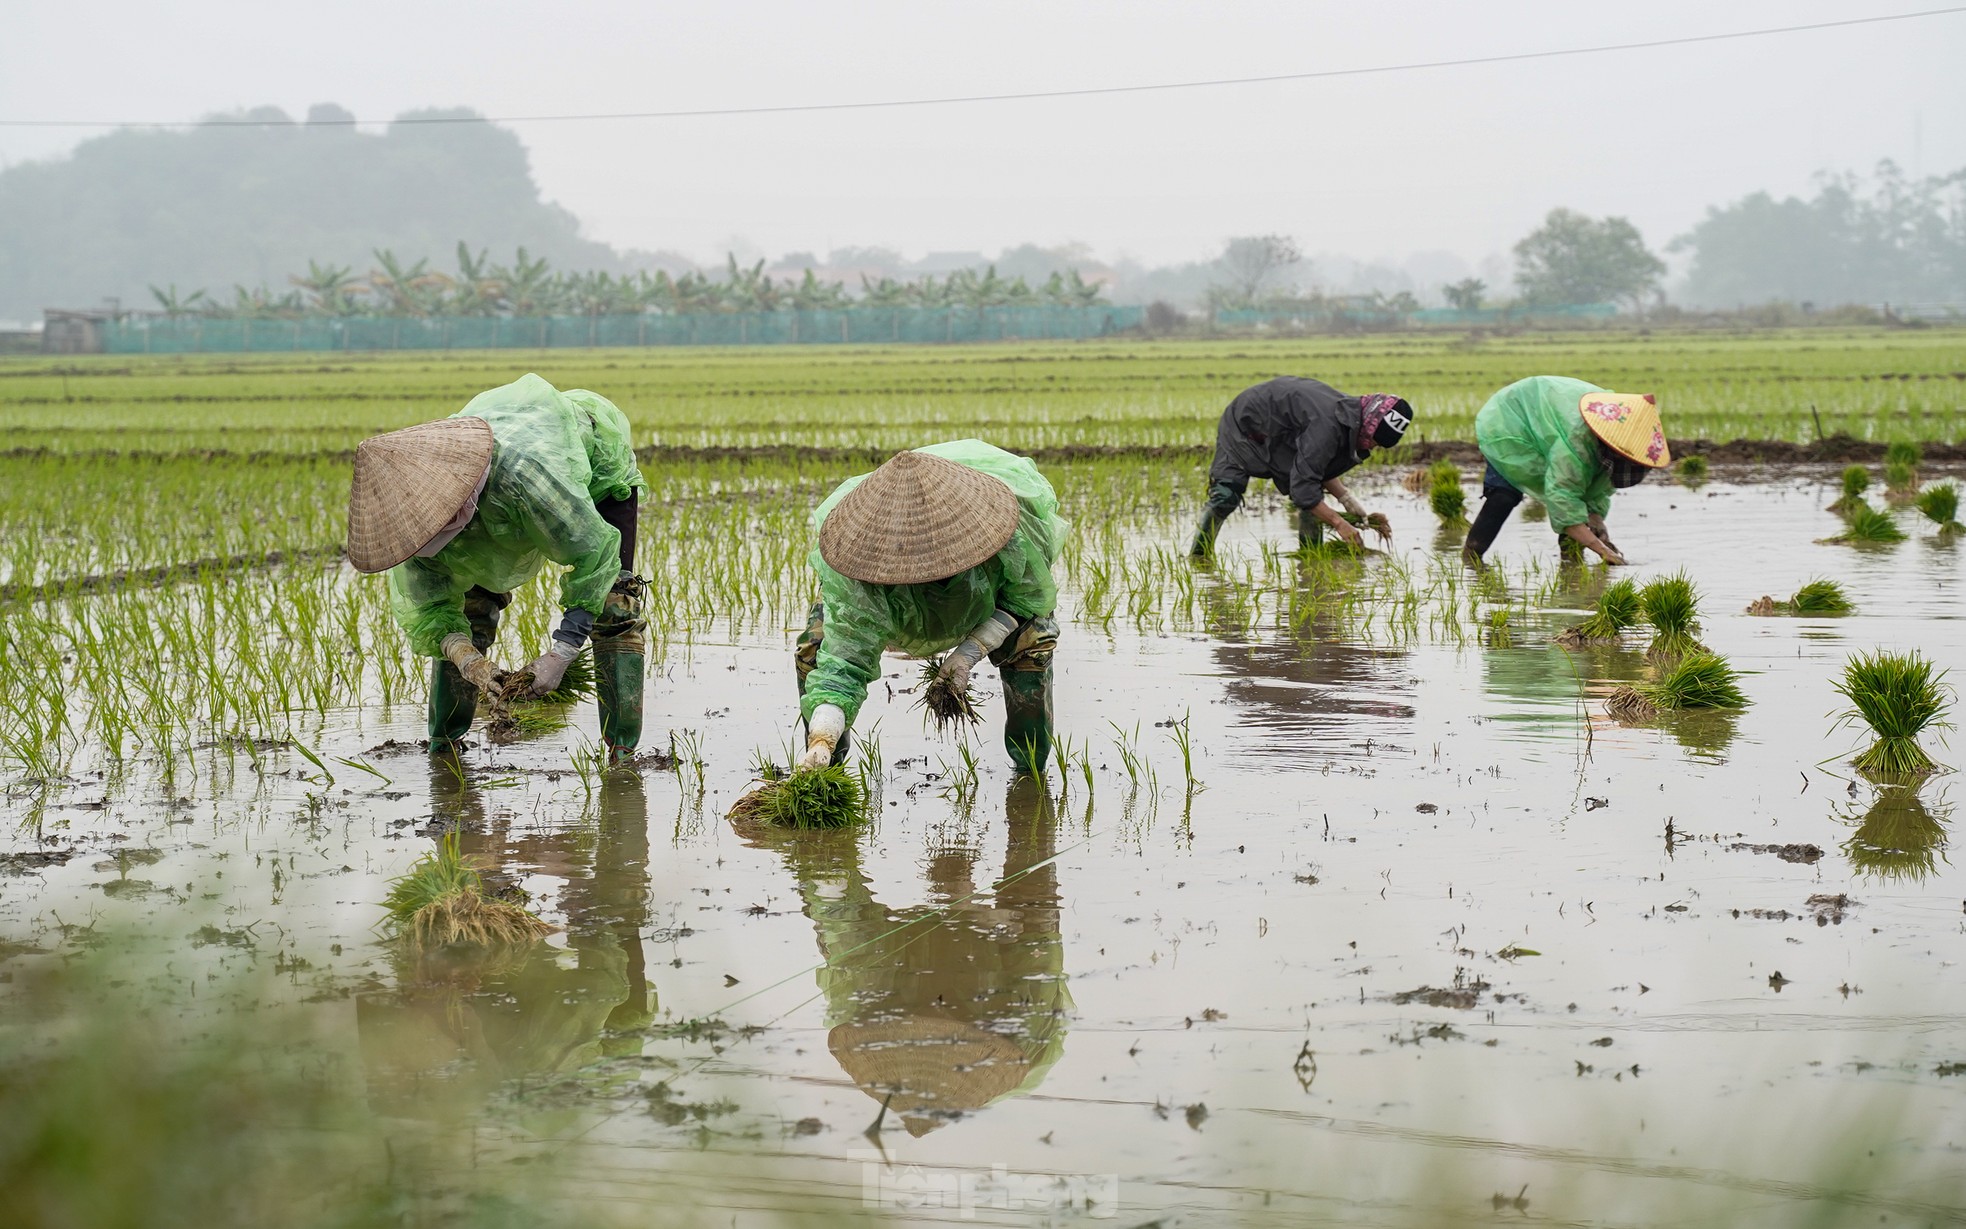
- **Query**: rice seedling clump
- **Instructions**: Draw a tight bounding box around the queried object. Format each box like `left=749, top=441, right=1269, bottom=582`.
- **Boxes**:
left=1833, top=649, right=1953, bottom=776
left=1428, top=462, right=1466, bottom=526
left=1606, top=652, right=1748, bottom=720
left=1821, top=503, right=1905, bottom=545
left=918, top=655, right=982, bottom=731
left=1830, top=465, right=1870, bottom=513
left=729, top=765, right=868, bottom=829
left=483, top=652, right=596, bottom=740
left=1915, top=482, right=1962, bottom=534
left=1638, top=572, right=1705, bottom=662
left=1676, top=454, right=1709, bottom=482
left=1748, top=579, right=1855, bottom=617
left=1558, top=578, right=1641, bottom=645
left=382, top=834, right=553, bottom=947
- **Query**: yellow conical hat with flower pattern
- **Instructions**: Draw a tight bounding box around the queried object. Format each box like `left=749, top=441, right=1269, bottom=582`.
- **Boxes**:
left=1578, top=392, right=1670, bottom=468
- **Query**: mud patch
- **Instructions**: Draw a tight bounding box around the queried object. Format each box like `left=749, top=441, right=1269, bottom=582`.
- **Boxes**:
left=1727, top=842, right=1825, bottom=864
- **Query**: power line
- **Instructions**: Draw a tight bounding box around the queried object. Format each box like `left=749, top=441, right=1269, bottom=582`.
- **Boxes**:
left=3, top=6, right=1962, bottom=129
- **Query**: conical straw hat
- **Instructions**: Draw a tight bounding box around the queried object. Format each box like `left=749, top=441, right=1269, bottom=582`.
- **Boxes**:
left=818, top=450, right=1020, bottom=585
left=346, top=417, right=495, bottom=572
left=1579, top=392, right=1671, bottom=468
left=830, top=1016, right=1030, bottom=1136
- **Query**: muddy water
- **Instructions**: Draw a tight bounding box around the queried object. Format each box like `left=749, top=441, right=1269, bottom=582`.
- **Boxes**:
left=4, top=473, right=1964, bottom=1226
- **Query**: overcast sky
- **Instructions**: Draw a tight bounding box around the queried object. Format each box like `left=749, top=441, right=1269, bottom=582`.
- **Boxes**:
left=5, top=0, right=1963, bottom=271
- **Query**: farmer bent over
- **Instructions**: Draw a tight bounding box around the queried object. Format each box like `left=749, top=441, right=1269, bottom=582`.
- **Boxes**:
left=1190, top=377, right=1413, bottom=555
left=795, top=440, right=1065, bottom=775
left=1462, top=376, right=1670, bottom=566
left=346, top=373, right=649, bottom=761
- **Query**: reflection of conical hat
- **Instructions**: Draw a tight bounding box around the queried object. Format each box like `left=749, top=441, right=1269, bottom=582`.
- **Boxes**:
left=347, top=418, right=495, bottom=572
left=819, top=451, right=1020, bottom=585
left=830, top=1016, right=1029, bottom=1136
left=1578, top=392, right=1671, bottom=468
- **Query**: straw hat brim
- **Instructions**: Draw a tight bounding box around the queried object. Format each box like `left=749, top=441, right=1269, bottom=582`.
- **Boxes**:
left=818, top=450, right=1020, bottom=585
left=1579, top=392, right=1671, bottom=469
left=830, top=1016, right=1030, bottom=1129
left=347, top=418, right=495, bottom=572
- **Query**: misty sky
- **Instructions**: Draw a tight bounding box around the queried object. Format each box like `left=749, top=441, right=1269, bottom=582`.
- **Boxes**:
left=5, top=0, right=1964, bottom=273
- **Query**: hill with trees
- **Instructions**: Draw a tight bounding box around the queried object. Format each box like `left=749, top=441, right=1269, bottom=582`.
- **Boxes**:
left=0, top=105, right=621, bottom=321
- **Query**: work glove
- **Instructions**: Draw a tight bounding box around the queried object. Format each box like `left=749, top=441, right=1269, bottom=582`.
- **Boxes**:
left=525, top=640, right=580, bottom=697
left=935, top=610, right=1021, bottom=695
left=527, top=607, right=596, bottom=696
left=798, top=704, right=847, bottom=771
left=441, top=633, right=498, bottom=690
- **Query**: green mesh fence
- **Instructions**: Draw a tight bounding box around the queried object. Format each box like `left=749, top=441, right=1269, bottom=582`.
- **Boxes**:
left=101, top=306, right=1147, bottom=353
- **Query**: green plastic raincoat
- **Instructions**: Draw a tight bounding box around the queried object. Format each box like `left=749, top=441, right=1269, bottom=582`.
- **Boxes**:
left=1474, top=375, right=1615, bottom=532
left=387, top=374, right=645, bottom=658
left=800, top=440, right=1065, bottom=727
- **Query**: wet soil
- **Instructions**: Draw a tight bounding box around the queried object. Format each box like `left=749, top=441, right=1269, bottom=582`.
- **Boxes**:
left=3, top=475, right=1964, bottom=1225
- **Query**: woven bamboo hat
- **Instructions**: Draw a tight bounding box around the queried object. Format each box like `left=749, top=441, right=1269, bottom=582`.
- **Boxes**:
left=1579, top=392, right=1671, bottom=468
left=818, top=450, right=1020, bottom=585
left=830, top=1016, right=1030, bottom=1137
left=346, top=418, right=495, bottom=572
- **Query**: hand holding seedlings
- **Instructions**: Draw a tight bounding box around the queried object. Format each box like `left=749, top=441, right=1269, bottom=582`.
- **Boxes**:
left=441, top=634, right=499, bottom=690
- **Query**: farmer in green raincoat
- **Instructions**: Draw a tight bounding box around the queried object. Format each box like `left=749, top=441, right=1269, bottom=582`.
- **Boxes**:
left=1190, top=379, right=1414, bottom=555
left=346, top=373, right=649, bottom=761
left=1462, top=376, right=1671, bottom=566
left=795, top=441, right=1064, bottom=775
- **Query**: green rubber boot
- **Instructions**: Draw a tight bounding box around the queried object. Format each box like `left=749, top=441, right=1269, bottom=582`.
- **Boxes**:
left=427, top=658, right=478, bottom=749
left=1190, top=505, right=1231, bottom=557
left=425, top=587, right=508, bottom=751
left=594, top=574, right=649, bottom=765
left=1296, top=506, right=1326, bottom=551
left=1002, top=665, right=1053, bottom=775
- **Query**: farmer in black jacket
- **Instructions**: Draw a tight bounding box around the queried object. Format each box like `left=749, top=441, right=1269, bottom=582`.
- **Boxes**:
left=1189, top=378, right=1414, bottom=555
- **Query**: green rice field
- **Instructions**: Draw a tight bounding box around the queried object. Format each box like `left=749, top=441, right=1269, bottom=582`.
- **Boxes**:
left=2, top=329, right=1964, bottom=1227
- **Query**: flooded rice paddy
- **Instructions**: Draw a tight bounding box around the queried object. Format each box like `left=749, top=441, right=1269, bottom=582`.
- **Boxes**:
left=4, top=470, right=1964, bottom=1227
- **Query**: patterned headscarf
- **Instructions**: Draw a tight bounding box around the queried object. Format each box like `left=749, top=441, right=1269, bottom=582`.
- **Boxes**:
left=1358, top=394, right=1412, bottom=448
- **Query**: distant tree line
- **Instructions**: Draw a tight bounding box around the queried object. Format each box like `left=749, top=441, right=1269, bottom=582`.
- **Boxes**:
left=145, top=247, right=1109, bottom=319
left=1672, top=161, right=1966, bottom=309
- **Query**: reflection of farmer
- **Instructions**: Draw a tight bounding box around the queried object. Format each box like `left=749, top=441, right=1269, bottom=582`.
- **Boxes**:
left=356, top=767, right=656, bottom=1120
left=346, top=374, right=649, bottom=761
left=1462, top=377, right=1670, bottom=566
left=1190, top=379, right=1413, bottom=556
left=738, top=778, right=1070, bottom=1137
left=795, top=441, right=1065, bottom=774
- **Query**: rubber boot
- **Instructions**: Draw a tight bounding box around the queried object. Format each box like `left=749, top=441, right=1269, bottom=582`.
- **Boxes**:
left=594, top=574, right=648, bottom=765
left=1190, top=481, right=1243, bottom=557
left=1462, top=495, right=1514, bottom=565
left=427, top=659, right=478, bottom=749
left=426, top=588, right=507, bottom=750
left=1295, top=505, right=1325, bottom=551
left=1002, top=665, right=1053, bottom=775
left=1190, top=505, right=1232, bottom=557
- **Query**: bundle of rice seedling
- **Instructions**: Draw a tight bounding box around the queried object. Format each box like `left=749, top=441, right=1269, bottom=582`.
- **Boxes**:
left=1883, top=442, right=1921, bottom=501
left=1676, top=454, right=1709, bottom=482
left=1828, top=465, right=1870, bottom=513
left=1639, top=572, right=1705, bottom=662
left=484, top=651, right=596, bottom=740
left=1747, top=578, right=1855, bottom=617
left=382, top=833, right=553, bottom=947
left=1842, top=787, right=1948, bottom=882
left=1605, top=652, right=1748, bottom=721
left=1428, top=463, right=1467, bottom=526
left=1820, top=503, right=1905, bottom=545
left=1789, top=578, right=1855, bottom=614
left=1915, top=482, right=1963, bottom=534
left=1558, top=578, right=1642, bottom=645
left=917, top=655, right=981, bottom=731
left=727, top=765, right=868, bottom=829
left=1833, top=649, right=1953, bottom=776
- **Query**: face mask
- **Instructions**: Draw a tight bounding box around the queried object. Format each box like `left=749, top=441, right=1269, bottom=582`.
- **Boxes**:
left=1602, top=445, right=1650, bottom=489
left=415, top=466, right=491, bottom=557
